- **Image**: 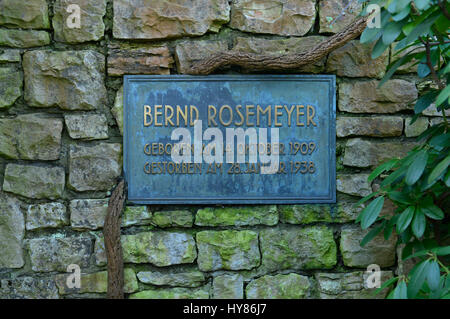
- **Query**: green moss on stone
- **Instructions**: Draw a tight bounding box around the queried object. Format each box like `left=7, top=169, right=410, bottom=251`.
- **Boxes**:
left=196, top=230, right=260, bottom=271
left=195, top=205, right=278, bottom=226
left=246, top=273, right=310, bottom=299
left=259, top=226, right=337, bottom=271
left=122, top=206, right=152, bottom=227
left=152, top=210, right=193, bottom=228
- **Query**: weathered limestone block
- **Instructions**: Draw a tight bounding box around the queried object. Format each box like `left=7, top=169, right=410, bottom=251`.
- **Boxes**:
left=319, top=0, right=363, bottom=33
left=0, top=29, right=50, bottom=48
left=0, top=66, right=22, bottom=108
left=130, top=285, right=210, bottom=299
left=340, top=226, right=397, bottom=267
left=26, top=202, right=68, bottom=231
left=152, top=210, right=194, bottom=228
left=68, top=143, right=122, bottom=192
left=430, top=117, right=445, bottom=126
left=233, top=36, right=327, bottom=73
left=53, top=0, right=106, bottom=43
left=64, top=114, right=108, bottom=140
left=3, top=164, right=65, bottom=199
left=123, top=232, right=197, bottom=266
left=0, top=114, right=63, bottom=160
left=0, top=0, right=50, bottom=28
left=24, top=50, right=107, bottom=110
left=335, top=201, right=363, bottom=222
left=95, top=231, right=197, bottom=266
left=0, top=277, right=58, bottom=299
left=337, top=174, right=372, bottom=197
left=29, top=236, right=92, bottom=272
left=93, top=236, right=107, bottom=266
left=339, top=79, right=418, bottom=113
left=336, top=116, right=403, bottom=137
left=259, top=226, right=337, bottom=271
left=122, top=206, right=152, bottom=227
left=213, top=274, right=244, bottom=299
left=108, top=43, right=173, bottom=76
left=0, top=49, right=21, bottom=63
left=315, top=271, right=393, bottom=299
left=113, top=0, right=230, bottom=39
left=422, top=103, right=450, bottom=117
left=196, top=230, right=260, bottom=271
left=55, top=268, right=138, bottom=294
left=137, top=270, right=206, bottom=288
left=175, top=40, right=228, bottom=74
left=69, top=199, right=109, bottom=230
left=230, top=0, right=316, bottom=36
left=0, top=192, right=24, bottom=268
left=195, top=205, right=278, bottom=226
left=343, top=138, right=417, bottom=168
left=404, top=117, right=429, bottom=137
left=327, top=41, right=389, bottom=78
left=246, top=273, right=310, bottom=299
left=112, top=86, right=123, bottom=135
left=279, top=203, right=360, bottom=224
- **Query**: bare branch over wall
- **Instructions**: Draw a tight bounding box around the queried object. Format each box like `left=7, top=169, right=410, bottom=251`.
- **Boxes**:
left=187, top=15, right=371, bottom=75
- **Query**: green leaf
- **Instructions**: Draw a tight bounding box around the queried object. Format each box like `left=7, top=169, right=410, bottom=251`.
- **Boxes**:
left=394, top=280, right=408, bottom=299
left=429, top=133, right=450, bottom=148
left=442, top=62, right=450, bottom=75
left=405, top=249, right=429, bottom=260
left=428, top=154, right=450, bottom=184
left=392, top=5, right=411, bottom=21
left=383, top=21, right=405, bottom=45
left=361, top=196, right=385, bottom=229
left=402, top=242, right=414, bottom=260
left=415, top=91, right=439, bottom=114
left=435, top=13, right=450, bottom=33
left=380, top=166, right=407, bottom=188
left=414, top=0, right=430, bottom=10
left=396, top=0, right=412, bottom=12
left=387, top=1, right=398, bottom=13
left=372, top=37, right=390, bottom=59
left=361, top=27, right=381, bottom=44
left=417, top=62, right=431, bottom=78
left=368, top=159, right=399, bottom=182
left=405, top=149, right=428, bottom=185
left=445, top=169, right=450, bottom=187
left=397, top=206, right=415, bottom=234
left=388, top=191, right=413, bottom=205
left=356, top=191, right=378, bottom=209
left=385, top=215, right=399, bottom=240
left=422, top=204, right=444, bottom=220
left=361, top=221, right=385, bottom=247
left=396, top=10, right=441, bottom=51
left=432, top=246, right=450, bottom=256
left=380, top=53, right=416, bottom=87
left=372, top=276, right=399, bottom=297
left=436, top=85, right=450, bottom=107
left=408, top=260, right=430, bottom=298
left=412, top=207, right=426, bottom=238
left=418, top=123, right=445, bottom=142
left=427, top=260, right=441, bottom=291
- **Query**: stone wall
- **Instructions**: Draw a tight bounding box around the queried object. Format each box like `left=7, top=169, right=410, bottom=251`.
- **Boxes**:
left=0, top=0, right=441, bottom=299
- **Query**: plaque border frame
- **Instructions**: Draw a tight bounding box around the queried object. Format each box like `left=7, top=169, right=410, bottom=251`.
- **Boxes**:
left=124, top=74, right=336, bottom=204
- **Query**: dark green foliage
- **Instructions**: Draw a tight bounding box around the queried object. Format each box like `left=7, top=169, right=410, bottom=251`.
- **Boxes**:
left=358, top=0, right=449, bottom=299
